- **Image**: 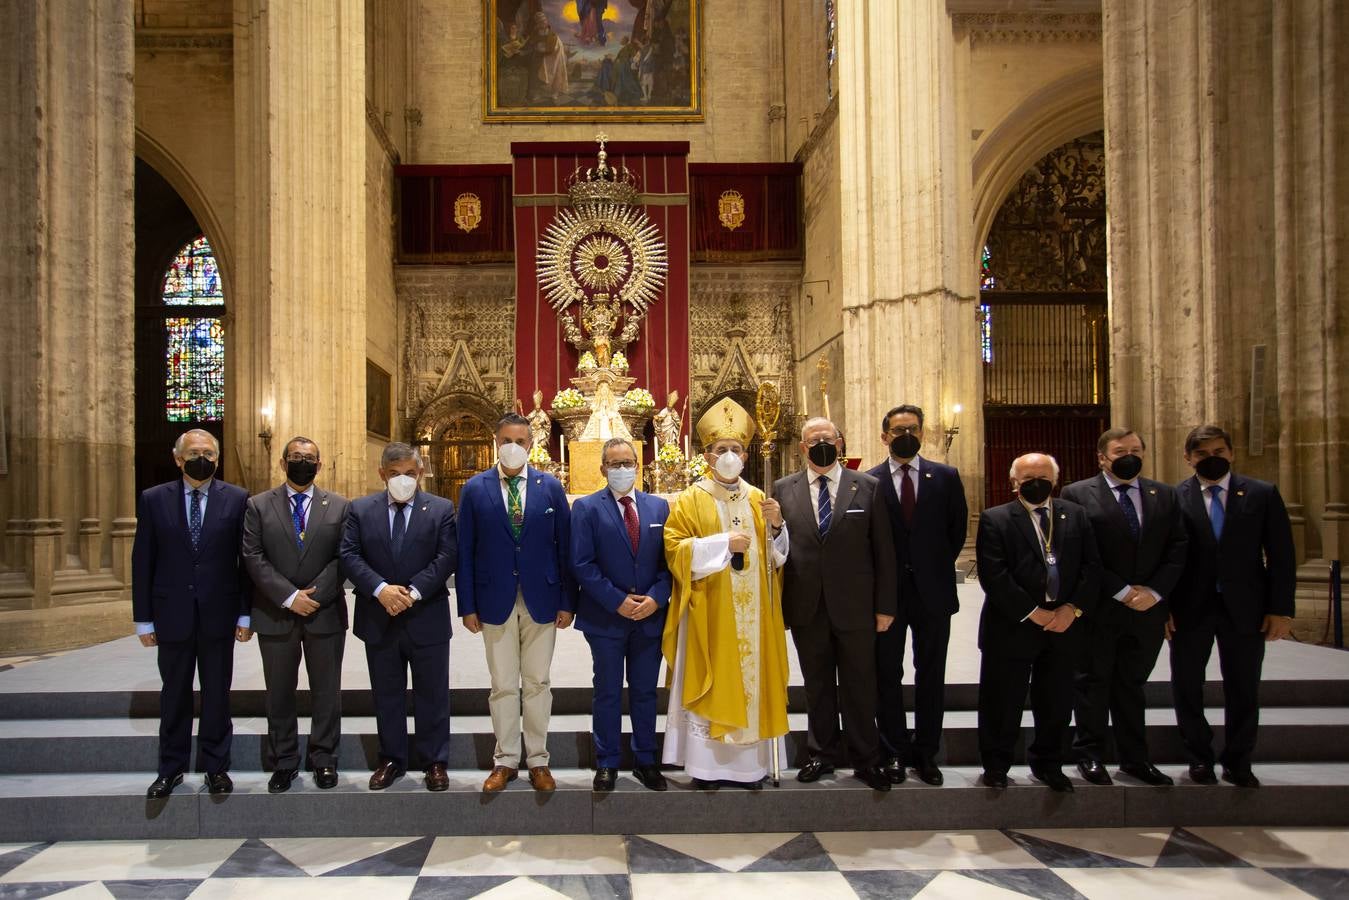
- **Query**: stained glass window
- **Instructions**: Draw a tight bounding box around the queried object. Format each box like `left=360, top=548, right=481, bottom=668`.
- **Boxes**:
left=162, top=236, right=222, bottom=305
left=161, top=236, right=224, bottom=422
left=826, top=0, right=838, bottom=101
left=981, top=243, right=996, bottom=291
left=979, top=304, right=993, bottom=365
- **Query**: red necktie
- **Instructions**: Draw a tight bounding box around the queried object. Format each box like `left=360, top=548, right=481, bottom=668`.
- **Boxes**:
left=619, top=495, right=640, bottom=553
left=900, top=463, right=916, bottom=528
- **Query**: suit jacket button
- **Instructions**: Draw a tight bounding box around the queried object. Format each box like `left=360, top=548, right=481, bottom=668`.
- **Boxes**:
left=513, top=571, right=519, bottom=577
left=187, top=584, right=194, bottom=591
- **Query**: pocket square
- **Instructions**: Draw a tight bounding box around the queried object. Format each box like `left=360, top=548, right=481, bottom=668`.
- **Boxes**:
left=844, top=508, right=866, bottom=516
left=648, top=523, right=663, bottom=529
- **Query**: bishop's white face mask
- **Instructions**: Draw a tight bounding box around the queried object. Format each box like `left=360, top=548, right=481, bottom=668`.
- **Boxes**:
left=387, top=474, right=418, bottom=502
left=498, top=441, right=529, bottom=471
left=713, top=450, right=744, bottom=481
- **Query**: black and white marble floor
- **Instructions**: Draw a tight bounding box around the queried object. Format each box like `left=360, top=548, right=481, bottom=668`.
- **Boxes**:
left=0, top=827, right=1345, bottom=899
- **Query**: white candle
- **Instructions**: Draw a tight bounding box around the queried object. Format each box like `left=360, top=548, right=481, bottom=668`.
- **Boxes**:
left=684, top=434, right=690, bottom=458
left=560, top=433, right=566, bottom=464
left=800, top=383, right=808, bottom=415
left=823, top=393, right=831, bottom=422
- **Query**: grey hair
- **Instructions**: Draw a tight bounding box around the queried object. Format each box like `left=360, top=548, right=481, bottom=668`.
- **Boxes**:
left=1009, top=453, right=1060, bottom=482
left=173, top=429, right=219, bottom=456
left=380, top=441, right=423, bottom=468
left=601, top=437, right=637, bottom=463
left=800, top=416, right=839, bottom=441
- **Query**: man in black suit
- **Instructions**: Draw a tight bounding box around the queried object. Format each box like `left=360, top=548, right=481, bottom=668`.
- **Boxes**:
left=241, top=437, right=351, bottom=792
left=976, top=452, right=1099, bottom=792
left=340, top=443, right=458, bottom=791
left=1061, top=428, right=1187, bottom=787
left=867, top=404, right=968, bottom=785
left=132, top=429, right=252, bottom=798
left=1169, top=424, right=1295, bottom=788
left=776, top=418, right=896, bottom=791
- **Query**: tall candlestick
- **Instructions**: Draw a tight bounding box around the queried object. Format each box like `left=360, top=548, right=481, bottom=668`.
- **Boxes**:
left=800, top=383, right=808, bottom=415
left=823, top=393, right=831, bottom=422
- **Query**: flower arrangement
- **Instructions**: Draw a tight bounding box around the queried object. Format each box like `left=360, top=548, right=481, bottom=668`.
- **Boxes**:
left=610, top=350, right=630, bottom=373
left=656, top=442, right=685, bottom=467
left=528, top=444, right=553, bottom=466
left=687, top=454, right=709, bottom=480
left=551, top=388, right=586, bottom=410
left=622, top=388, right=656, bottom=411
left=578, top=351, right=597, bottom=370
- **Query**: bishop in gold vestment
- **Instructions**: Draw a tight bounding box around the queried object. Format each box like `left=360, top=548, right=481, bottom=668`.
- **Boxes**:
left=662, top=398, right=790, bottom=787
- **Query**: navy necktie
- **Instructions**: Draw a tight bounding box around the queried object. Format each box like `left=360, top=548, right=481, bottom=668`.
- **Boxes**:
left=1208, top=484, right=1225, bottom=540
left=391, top=502, right=408, bottom=557
left=292, top=493, right=308, bottom=550
left=189, top=489, right=203, bottom=550
left=1116, top=483, right=1141, bottom=542
left=1035, top=506, right=1060, bottom=601
left=817, top=474, right=832, bottom=537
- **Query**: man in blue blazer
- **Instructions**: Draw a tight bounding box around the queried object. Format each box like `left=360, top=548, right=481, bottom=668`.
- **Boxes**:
left=340, top=442, right=458, bottom=792
left=867, top=404, right=968, bottom=786
left=133, top=429, right=252, bottom=799
left=1169, top=424, right=1296, bottom=788
left=458, top=412, right=577, bottom=793
left=570, top=437, right=672, bottom=792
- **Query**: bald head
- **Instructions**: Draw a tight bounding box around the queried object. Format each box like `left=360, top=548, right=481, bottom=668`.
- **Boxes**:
left=800, top=417, right=838, bottom=442
left=1009, top=453, right=1060, bottom=485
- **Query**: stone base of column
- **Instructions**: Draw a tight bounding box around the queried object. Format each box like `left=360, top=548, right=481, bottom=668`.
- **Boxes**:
left=0, top=599, right=133, bottom=653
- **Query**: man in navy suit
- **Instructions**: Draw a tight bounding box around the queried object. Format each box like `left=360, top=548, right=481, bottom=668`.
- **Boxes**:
left=340, top=442, right=458, bottom=791
left=133, top=428, right=252, bottom=799
left=570, top=437, right=672, bottom=792
left=1169, top=424, right=1295, bottom=788
left=1061, top=427, right=1187, bottom=787
left=457, top=412, right=577, bottom=793
left=976, top=452, right=1099, bottom=792
left=867, top=404, right=968, bottom=785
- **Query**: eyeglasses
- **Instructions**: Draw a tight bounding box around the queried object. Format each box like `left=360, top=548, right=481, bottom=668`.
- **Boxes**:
left=286, top=455, right=319, bottom=464
left=183, top=452, right=218, bottom=461
left=804, top=438, right=838, bottom=447
left=887, top=426, right=921, bottom=437
left=604, top=460, right=638, bottom=469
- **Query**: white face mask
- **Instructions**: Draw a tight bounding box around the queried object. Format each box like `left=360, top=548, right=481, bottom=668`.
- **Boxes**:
left=387, top=473, right=417, bottom=502
left=498, top=441, right=529, bottom=471
left=606, top=466, right=638, bottom=494
left=712, top=450, right=744, bottom=481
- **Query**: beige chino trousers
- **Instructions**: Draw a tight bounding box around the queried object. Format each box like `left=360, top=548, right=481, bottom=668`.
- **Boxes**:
left=482, top=592, right=556, bottom=769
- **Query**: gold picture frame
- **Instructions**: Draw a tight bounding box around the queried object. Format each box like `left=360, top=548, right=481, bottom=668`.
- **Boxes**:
left=366, top=360, right=393, bottom=440
left=483, top=0, right=703, bottom=123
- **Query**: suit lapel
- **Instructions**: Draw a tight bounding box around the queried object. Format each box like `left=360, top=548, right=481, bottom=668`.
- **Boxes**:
left=605, top=489, right=636, bottom=558
left=271, top=486, right=302, bottom=563
left=490, top=468, right=515, bottom=540
left=193, top=480, right=227, bottom=554
left=1093, top=473, right=1132, bottom=537
left=1181, top=477, right=1216, bottom=545
left=519, top=468, right=545, bottom=540
left=795, top=472, right=821, bottom=542
left=1220, top=475, right=1246, bottom=545
left=1010, top=501, right=1042, bottom=562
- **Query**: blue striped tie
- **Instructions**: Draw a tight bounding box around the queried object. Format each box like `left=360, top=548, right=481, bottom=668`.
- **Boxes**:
left=817, top=475, right=831, bottom=537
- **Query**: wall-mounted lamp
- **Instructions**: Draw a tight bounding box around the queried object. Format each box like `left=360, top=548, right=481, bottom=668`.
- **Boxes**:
left=258, top=406, right=274, bottom=457
left=943, top=403, right=963, bottom=455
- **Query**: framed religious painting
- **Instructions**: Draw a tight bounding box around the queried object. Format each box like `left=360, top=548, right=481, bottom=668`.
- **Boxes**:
left=366, top=360, right=393, bottom=440
left=483, top=0, right=703, bottom=122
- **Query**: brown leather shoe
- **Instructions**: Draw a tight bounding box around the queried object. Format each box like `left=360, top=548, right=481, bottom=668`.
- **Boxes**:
left=482, top=766, right=518, bottom=793
left=368, top=760, right=404, bottom=791
left=425, top=762, right=449, bottom=792
left=529, top=765, right=557, bottom=792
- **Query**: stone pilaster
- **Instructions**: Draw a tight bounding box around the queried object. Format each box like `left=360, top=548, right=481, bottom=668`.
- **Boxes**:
left=0, top=1, right=137, bottom=650
left=231, top=0, right=369, bottom=498
left=836, top=0, right=982, bottom=505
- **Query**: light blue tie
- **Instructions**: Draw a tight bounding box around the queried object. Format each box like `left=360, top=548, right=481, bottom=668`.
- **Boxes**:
left=817, top=474, right=832, bottom=537
left=1208, top=484, right=1225, bottom=540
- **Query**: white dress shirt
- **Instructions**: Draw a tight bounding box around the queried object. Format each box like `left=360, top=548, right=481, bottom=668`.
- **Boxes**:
left=806, top=463, right=843, bottom=528
left=1198, top=471, right=1232, bottom=514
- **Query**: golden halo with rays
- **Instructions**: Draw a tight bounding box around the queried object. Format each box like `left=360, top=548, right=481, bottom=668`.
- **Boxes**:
left=572, top=235, right=630, bottom=292
left=536, top=201, right=667, bottom=312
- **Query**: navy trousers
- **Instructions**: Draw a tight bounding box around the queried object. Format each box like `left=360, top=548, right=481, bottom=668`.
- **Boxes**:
left=365, top=622, right=450, bottom=771
left=157, top=634, right=234, bottom=778
left=585, top=629, right=662, bottom=768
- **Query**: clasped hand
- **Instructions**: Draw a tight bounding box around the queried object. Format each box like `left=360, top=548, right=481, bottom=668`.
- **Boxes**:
left=1029, top=604, right=1077, bottom=633
left=378, top=584, right=414, bottom=616
left=619, top=594, right=658, bottom=620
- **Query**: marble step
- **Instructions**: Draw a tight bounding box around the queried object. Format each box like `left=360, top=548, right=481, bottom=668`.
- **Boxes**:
left=3, top=764, right=1349, bottom=841
left=2, top=709, right=1347, bottom=773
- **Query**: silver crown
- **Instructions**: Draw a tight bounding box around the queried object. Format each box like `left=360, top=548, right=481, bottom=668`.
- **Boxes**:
left=567, top=133, right=639, bottom=210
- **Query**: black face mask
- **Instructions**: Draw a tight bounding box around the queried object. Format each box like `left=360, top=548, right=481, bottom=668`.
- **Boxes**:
left=808, top=441, right=839, bottom=468
left=1194, top=455, right=1231, bottom=481
left=1017, top=477, right=1053, bottom=505
left=183, top=456, right=216, bottom=481
left=1109, top=454, right=1143, bottom=481
left=286, top=459, right=318, bottom=486
left=890, top=433, right=921, bottom=459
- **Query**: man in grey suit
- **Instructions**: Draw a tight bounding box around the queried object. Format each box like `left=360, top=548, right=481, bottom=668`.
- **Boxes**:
left=774, top=417, right=897, bottom=791
left=241, top=436, right=351, bottom=792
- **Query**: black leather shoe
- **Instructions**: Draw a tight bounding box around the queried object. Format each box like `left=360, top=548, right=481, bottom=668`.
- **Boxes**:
left=593, top=767, right=618, bottom=792
left=882, top=756, right=908, bottom=784
left=314, top=767, right=338, bottom=789
left=1076, top=759, right=1113, bottom=786
left=268, top=768, right=299, bottom=794
left=912, top=761, right=944, bottom=786
left=854, top=766, right=892, bottom=791
left=205, top=771, right=233, bottom=795
left=146, top=772, right=183, bottom=799
left=1120, top=762, right=1174, bottom=786
left=1189, top=763, right=1219, bottom=785
left=634, top=765, right=668, bottom=792
left=1222, top=767, right=1261, bottom=788
left=741, top=777, right=764, bottom=791
left=796, top=758, right=836, bottom=783
left=981, top=771, right=1009, bottom=788
left=692, top=777, right=719, bottom=791
left=1032, top=768, right=1074, bottom=793
left=425, top=762, right=449, bottom=792
left=368, top=760, right=405, bottom=791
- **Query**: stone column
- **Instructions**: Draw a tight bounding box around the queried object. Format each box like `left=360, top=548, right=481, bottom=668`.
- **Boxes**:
left=232, top=0, right=369, bottom=499
left=836, top=0, right=983, bottom=506
left=0, top=1, right=137, bottom=650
